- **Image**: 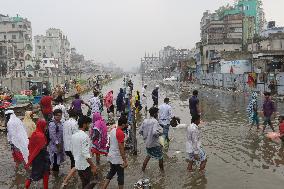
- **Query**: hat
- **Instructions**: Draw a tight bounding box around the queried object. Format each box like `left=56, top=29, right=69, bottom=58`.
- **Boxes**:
left=156, top=85, right=159, bottom=88
left=5, top=110, right=14, bottom=115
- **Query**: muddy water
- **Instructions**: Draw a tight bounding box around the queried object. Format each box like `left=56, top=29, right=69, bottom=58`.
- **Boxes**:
left=1, top=75, right=284, bottom=189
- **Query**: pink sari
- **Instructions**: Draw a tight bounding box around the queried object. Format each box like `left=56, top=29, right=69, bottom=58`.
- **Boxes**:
left=104, top=91, right=113, bottom=109
left=90, top=113, right=108, bottom=155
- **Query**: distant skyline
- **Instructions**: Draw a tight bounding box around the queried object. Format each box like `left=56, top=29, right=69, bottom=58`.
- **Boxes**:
left=2, top=0, right=284, bottom=70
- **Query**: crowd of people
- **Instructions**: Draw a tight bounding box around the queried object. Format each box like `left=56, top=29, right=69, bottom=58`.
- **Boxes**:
left=4, top=77, right=210, bottom=189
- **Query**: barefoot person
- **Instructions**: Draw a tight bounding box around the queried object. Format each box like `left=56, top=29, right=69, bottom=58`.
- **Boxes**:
left=186, top=114, right=207, bottom=172
left=246, top=92, right=260, bottom=130
left=90, top=112, right=108, bottom=164
left=103, top=116, right=128, bottom=189
left=6, top=110, right=29, bottom=168
left=25, top=119, right=50, bottom=189
left=61, top=109, right=78, bottom=187
left=159, top=98, right=173, bottom=142
left=139, top=107, right=164, bottom=172
left=262, top=92, right=276, bottom=133
left=71, top=115, right=97, bottom=189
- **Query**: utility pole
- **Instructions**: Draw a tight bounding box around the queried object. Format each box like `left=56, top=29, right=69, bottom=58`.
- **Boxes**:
left=250, top=24, right=254, bottom=73
left=131, top=107, right=137, bottom=155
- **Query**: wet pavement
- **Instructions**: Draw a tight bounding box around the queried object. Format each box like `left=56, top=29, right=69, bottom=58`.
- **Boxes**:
left=1, top=75, right=284, bottom=188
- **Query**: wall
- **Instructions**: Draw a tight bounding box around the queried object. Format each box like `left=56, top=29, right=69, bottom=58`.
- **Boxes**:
left=196, top=72, right=284, bottom=96
left=0, top=74, right=84, bottom=93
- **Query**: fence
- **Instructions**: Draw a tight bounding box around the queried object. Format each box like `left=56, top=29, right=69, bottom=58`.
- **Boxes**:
left=196, top=72, right=284, bottom=96
left=0, top=75, right=81, bottom=93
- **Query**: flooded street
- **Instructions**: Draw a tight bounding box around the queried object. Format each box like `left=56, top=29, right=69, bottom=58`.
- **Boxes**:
left=1, top=75, right=284, bottom=189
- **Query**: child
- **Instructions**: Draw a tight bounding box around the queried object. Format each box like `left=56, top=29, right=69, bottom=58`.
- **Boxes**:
left=279, top=116, right=284, bottom=144
left=186, top=114, right=207, bottom=173
left=247, top=92, right=260, bottom=130
left=251, top=102, right=260, bottom=130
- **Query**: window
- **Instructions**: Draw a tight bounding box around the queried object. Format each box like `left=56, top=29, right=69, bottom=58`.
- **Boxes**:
left=12, top=24, right=15, bottom=28
left=37, top=40, right=40, bottom=43
left=38, top=46, right=41, bottom=49
left=19, top=25, right=22, bottom=28
left=12, top=35, right=16, bottom=39
left=4, top=35, right=6, bottom=39
left=44, top=60, right=47, bottom=63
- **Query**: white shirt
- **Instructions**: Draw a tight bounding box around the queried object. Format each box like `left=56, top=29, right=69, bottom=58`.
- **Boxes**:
left=141, top=87, right=147, bottom=106
left=139, top=118, right=161, bottom=148
left=63, top=118, right=78, bottom=151
left=108, top=128, right=123, bottom=164
left=88, top=96, right=101, bottom=114
left=71, top=130, right=91, bottom=170
left=186, top=123, right=201, bottom=154
left=158, top=103, right=173, bottom=125
left=125, top=86, right=131, bottom=98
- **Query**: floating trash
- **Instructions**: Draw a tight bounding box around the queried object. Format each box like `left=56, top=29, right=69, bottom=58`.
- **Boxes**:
left=134, top=178, right=152, bottom=189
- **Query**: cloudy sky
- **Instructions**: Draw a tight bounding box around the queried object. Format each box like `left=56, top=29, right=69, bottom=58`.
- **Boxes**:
left=2, top=0, right=284, bottom=70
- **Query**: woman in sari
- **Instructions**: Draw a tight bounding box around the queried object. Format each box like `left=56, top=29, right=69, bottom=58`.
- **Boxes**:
left=23, top=111, right=36, bottom=138
left=5, top=110, right=29, bottom=169
left=25, top=119, right=50, bottom=189
left=90, top=112, right=108, bottom=164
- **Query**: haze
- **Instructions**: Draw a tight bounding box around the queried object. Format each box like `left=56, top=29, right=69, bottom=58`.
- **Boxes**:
left=2, top=0, right=284, bottom=71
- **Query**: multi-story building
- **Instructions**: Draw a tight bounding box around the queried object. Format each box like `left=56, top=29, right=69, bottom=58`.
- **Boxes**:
left=34, top=28, right=70, bottom=73
left=260, top=21, right=284, bottom=38
left=199, top=0, right=265, bottom=73
left=0, top=14, right=33, bottom=78
left=222, top=0, right=265, bottom=34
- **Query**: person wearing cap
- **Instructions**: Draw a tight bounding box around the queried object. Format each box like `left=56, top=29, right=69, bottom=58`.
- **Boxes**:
left=152, top=85, right=159, bottom=107
left=141, top=84, right=148, bottom=115
left=5, top=110, right=29, bottom=169
left=158, top=98, right=173, bottom=143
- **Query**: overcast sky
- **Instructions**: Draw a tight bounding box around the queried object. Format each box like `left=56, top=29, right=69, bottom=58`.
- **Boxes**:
left=2, top=0, right=284, bottom=70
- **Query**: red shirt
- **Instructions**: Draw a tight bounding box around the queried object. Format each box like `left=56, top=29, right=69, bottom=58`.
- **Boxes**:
left=116, top=127, right=125, bottom=143
left=279, top=123, right=284, bottom=135
left=40, top=96, right=53, bottom=115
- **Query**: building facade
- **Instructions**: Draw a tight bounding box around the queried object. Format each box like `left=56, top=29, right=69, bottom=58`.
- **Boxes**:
left=34, top=28, right=70, bottom=73
left=0, top=14, right=33, bottom=78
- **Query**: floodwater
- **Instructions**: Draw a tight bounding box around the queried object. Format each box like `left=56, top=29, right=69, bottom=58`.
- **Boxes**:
left=1, top=75, right=284, bottom=189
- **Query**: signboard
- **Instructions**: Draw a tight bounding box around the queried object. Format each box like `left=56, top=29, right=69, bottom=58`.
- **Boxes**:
left=220, top=60, right=251, bottom=74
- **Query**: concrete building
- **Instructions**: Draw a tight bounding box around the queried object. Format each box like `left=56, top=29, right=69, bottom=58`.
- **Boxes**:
left=221, top=0, right=265, bottom=34
left=34, top=28, right=70, bottom=73
left=0, top=14, right=33, bottom=78
left=247, top=33, right=284, bottom=73
left=260, top=22, right=284, bottom=38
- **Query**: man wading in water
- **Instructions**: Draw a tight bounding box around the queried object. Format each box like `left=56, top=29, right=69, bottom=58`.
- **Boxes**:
left=139, top=107, right=164, bottom=172
left=186, top=114, right=207, bottom=173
